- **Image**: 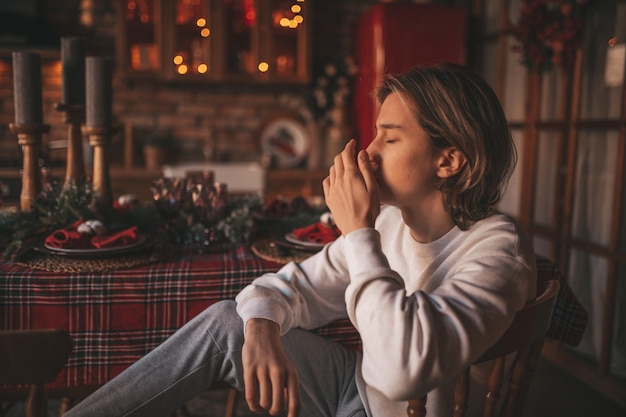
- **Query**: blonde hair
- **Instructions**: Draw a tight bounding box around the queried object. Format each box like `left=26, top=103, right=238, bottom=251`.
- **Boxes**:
left=376, top=63, right=516, bottom=230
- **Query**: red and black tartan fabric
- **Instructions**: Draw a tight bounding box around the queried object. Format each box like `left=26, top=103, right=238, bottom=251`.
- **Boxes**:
left=0, top=246, right=359, bottom=390
left=0, top=247, right=585, bottom=391
left=535, top=255, right=588, bottom=347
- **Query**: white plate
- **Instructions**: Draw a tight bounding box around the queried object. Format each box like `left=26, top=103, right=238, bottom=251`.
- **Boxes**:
left=284, top=232, right=326, bottom=249
left=260, top=118, right=309, bottom=168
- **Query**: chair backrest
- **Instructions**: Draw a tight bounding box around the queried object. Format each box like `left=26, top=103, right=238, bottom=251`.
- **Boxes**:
left=162, top=162, right=266, bottom=196
left=406, top=279, right=559, bottom=417
left=0, top=329, right=73, bottom=417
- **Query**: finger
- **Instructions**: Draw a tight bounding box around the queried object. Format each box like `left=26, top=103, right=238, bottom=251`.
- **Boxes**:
left=344, top=138, right=356, bottom=151
left=322, top=176, right=330, bottom=199
left=358, top=150, right=377, bottom=193
left=328, top=164, right=336, bottom=180
left=333, top=151, right=345, bottom=176
left=286, top=370, right=301, bottom=417
left=257, top=371, right=272, bottom=411
left=244, top=369, right=261, bottom=412
left=340, top=140, right=358, bottom=172
left=269, top=371, right=286, bottom=414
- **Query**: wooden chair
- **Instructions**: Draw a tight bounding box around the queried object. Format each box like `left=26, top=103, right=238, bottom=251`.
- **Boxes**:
left=0, top=329, right=73, bottom=417
left=406, top=279, right=559, bottom=417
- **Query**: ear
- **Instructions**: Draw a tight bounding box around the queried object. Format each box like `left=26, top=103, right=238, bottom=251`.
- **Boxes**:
left=436, top=147, right=467, bottom=179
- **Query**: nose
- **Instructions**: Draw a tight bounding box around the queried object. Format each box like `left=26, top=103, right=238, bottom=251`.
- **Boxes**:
left=365, top=139, right=381, bottom=166
left=365, top=133, right=381, bottom=156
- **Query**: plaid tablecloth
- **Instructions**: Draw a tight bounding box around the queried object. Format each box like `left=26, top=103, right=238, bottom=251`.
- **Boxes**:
left=0, top=247, right=584, bottom=392
left=0, top=245, right=360, bottom=391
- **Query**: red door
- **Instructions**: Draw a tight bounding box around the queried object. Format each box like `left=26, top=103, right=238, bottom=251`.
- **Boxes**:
left=354, top=3, right=466, bottom=149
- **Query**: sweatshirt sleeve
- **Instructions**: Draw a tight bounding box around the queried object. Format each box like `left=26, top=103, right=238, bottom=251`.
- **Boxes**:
left=236, top=236, right=354, bottom=334
left=342, top=227, right=534, bottom=401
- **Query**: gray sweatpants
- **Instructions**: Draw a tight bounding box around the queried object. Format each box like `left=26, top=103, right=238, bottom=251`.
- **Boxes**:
left=64, top=300, right=365, bottom=417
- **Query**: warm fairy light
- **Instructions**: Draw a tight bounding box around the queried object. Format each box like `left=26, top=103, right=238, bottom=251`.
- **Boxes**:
left=196, top=18, right=206, bottom=27
left=288, top=19, right=298, bottom=28
left=201, top=28, right=211, bottom=37
left=197, top=63, right=208, bottom=73
left=294, top=15, right=303, bottom=24
left=276, top=55, right=288, bottom=73
left=280, top=17, right=290, bottom=27
left=291, top=5, right=301, bottom=13
left=128, top=1, right=136, bottom=10
left=608, top=37, right=617, bottom=47
left=258, top=62, right=269, bottom=72
left=173, top=55, right=184, bottom=65
left=178, top=64, right=188, bottom=74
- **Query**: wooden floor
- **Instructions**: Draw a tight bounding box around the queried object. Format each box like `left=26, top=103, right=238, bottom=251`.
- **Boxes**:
left=4, top=357, right=625, bottom=417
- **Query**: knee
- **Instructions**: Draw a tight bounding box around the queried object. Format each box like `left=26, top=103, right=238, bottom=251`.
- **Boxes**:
left=190, top=300, right=238, bottom=328
left=209, top=299, right=238, bottom=317
left=188, top=299, right=243, bottom=339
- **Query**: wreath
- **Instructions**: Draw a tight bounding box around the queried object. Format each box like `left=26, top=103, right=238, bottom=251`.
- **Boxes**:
left=513, top=0, right=588, bottom=72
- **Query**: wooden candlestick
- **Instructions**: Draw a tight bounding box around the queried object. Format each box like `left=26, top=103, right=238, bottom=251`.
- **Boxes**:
left=82, top=126, right=114, bottom=211
left=55, top=103, right=86, bottom=188
left=9, top=123, right=50, bottom=211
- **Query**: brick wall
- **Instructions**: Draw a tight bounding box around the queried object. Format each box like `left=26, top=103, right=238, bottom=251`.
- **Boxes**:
left=0, top=0, right=378, bottom=170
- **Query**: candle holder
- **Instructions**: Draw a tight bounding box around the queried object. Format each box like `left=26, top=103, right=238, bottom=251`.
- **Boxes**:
left=9, top=123, right=50, bottom=211
left=82, top=126, right=115, bottom=212
left=55, top=103, right=86, bottom=188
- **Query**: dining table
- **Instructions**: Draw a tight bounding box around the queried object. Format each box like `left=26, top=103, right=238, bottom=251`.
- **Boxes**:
left=0, top=240, right=362, bottom=399
left=0, top=217, right=588, bottom=406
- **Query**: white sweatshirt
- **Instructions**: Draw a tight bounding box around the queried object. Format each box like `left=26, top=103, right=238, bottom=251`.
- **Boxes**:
left=236, top=205, right=536, bottom=417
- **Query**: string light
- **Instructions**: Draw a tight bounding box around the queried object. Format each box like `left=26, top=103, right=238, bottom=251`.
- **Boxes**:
left=196, top=17, right=206, bottom=27
left=178, top=64, right=188, bottom=74
left=200, top=28, right=210, bottom=37
left=197, top=63, right=208, bottom=73
left=258, top=62, right=269, bottom=72
left=173, top=55, right=184, bottom=65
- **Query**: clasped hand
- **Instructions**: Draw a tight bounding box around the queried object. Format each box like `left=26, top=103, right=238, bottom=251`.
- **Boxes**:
left=323, top=139, right=380, bottom=235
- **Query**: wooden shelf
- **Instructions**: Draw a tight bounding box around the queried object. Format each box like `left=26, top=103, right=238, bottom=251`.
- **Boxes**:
left=0, top=166, right=327, bottom=204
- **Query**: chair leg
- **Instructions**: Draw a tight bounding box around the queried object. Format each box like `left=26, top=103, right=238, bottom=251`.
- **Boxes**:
left=58, top=397, right=75, bottom=416
left=453, top=368, right=470, bottom=417
left=25, top=385, right=47, bottom=417
left=224, top=388, right=238, bottom=417
left=407, top=396, right=427, bottom=417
